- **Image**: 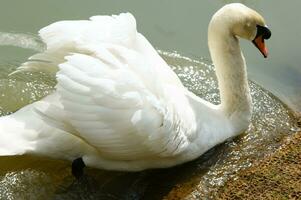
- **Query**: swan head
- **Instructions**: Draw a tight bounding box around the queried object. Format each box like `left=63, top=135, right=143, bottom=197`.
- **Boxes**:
left=209, top=3, right=271, bottom=57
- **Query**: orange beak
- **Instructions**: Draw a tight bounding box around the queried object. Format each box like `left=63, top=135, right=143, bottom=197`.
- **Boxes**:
left=252, top=35, right=268, bottom=58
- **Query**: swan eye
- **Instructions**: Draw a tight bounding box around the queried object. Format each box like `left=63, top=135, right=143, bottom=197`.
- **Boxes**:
left=255, top=25, right=271, bottom=40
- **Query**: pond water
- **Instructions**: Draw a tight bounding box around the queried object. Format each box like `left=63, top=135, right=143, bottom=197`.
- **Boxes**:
left=0, top=0, right=300, bottom=200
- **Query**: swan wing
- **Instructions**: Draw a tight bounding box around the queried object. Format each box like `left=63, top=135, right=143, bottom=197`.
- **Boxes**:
left=54, top=47, right=196, bottom=160
left=17, top=12, right=182, bottom=87
left=16, top=13, right=137, bottom=73
left=25, top=13, right=197, bottom=160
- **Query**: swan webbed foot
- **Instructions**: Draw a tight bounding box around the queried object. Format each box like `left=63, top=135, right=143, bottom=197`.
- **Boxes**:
left=72, top=157, right=86, bottom=179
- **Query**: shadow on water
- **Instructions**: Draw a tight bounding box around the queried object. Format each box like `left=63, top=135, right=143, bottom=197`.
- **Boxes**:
left=53, top=149, right=222, bottom=200
left=0, top=146, right=222, bottom=200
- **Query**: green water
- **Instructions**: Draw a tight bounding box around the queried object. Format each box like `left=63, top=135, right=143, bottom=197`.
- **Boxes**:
left=0, top=0, right=300, bottom=199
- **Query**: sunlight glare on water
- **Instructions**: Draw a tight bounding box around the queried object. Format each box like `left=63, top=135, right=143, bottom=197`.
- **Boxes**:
left=0, top=64, right=55, bottom=116
left=0, top=50, right=299, bottom=200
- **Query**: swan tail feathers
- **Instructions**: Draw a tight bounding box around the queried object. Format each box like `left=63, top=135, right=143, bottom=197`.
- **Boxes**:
left=0, top=95, right=65, bottom=157
left=0, top=115, right=33, bottom=156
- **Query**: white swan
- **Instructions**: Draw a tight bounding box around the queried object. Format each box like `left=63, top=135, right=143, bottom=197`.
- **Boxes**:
left=0, top=3, right=271, bottom=172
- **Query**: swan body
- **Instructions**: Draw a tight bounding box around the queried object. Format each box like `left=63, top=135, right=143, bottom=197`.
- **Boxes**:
left=0, top=4, right=270, bottom=171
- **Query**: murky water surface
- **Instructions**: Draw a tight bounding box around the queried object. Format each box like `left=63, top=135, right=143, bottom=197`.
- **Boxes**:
left=0, top=50, right=299, bottom=200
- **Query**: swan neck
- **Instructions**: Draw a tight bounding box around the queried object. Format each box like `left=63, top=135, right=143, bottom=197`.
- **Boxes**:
left=208, top=22, right=252, bottom=118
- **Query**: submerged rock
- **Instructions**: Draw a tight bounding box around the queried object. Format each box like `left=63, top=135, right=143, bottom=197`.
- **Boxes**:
left=215, top=131, right=301, bottom=200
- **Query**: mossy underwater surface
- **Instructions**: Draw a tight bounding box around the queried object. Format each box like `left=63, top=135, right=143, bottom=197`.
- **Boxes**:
left=0, top=51, right=299, bottom=200
left=216, top=131, right=301, bottom=200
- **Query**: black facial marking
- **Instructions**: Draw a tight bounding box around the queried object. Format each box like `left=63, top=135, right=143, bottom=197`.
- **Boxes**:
left=255, top=25, right=271, bottom=40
